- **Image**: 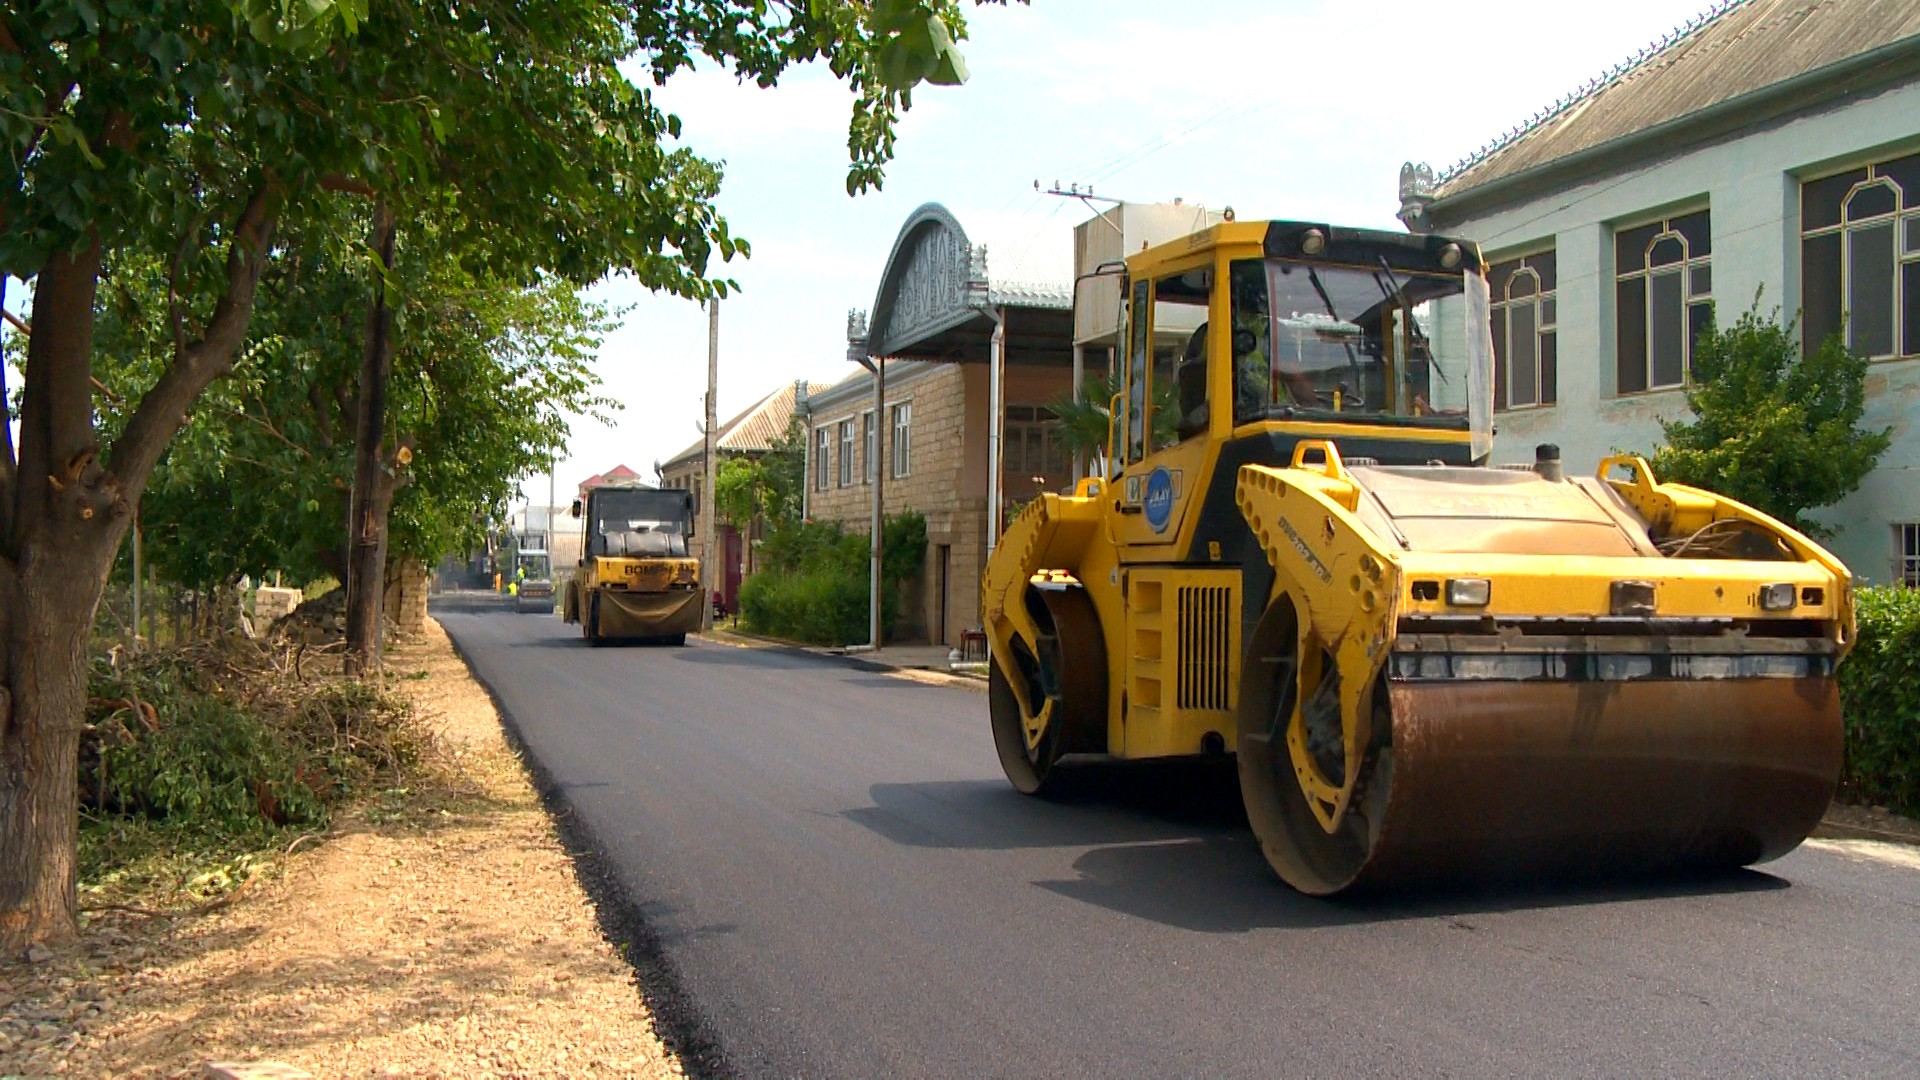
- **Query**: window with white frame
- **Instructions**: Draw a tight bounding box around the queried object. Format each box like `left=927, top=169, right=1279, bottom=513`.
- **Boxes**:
left=862, top=410, right=875, bottom=484
left=838, top=419, right=855, bottom=487
left=815, top=427, right=831, bottom=491
left=1801, top=152, right=1920, bottom=359
left=1488, top=250, right=1558, bottom=410
left=1898, top=523, right=1920, bottom=587
left=891, top=401, right=912, bottom=478
left=1615, top=209, right=1712, bottom=394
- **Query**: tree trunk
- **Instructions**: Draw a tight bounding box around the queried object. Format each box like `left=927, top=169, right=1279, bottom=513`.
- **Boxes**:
left=344, top=203, right=399, bottom=676
left=0, top=239, right=125, bottom=950
left=0, top=186, right=275, bottom=950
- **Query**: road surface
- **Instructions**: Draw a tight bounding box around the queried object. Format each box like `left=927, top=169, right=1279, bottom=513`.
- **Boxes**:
left=436, top=596, right=1920, bottom=1079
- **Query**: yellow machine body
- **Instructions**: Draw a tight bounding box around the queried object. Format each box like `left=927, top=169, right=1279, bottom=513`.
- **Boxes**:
left=562, top=484, right=703, bottom=644
left=981, top=220, right=1852, bottom=894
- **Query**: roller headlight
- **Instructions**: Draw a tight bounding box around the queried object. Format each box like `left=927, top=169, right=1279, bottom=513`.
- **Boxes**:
left=1445, top=578, right=1491, bottom=607
left=1759, top=582, right=1797, bottom=611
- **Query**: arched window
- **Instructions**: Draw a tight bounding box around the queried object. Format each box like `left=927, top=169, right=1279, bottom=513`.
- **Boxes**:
left=1615, top=210, right=1712, bottom=394
left=1487, top=251, right=1557, bottom=409
left=1801, top=152, right=1920, bottom=359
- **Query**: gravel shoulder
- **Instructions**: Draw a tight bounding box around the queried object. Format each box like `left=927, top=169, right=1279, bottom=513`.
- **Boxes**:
left=0, top=617, right=682, bottom=1079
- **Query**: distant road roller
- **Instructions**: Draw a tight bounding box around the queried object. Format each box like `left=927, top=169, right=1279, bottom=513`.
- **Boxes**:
left=563, top=483, right=702, bottom=645
left=981, top=219, right=1853, bottom=894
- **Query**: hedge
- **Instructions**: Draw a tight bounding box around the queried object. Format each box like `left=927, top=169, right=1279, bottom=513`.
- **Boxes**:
left=738, top=513, right=926, bottom=647
left=1838, top=586, right=1920, bottom=816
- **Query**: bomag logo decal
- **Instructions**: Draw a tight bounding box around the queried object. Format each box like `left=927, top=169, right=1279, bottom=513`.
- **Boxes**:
left=1278, top=517, right=1333, bottom=583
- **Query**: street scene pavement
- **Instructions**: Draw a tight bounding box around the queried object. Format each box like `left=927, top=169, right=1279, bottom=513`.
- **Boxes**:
left=439, top=596, right=1920, bottom=1079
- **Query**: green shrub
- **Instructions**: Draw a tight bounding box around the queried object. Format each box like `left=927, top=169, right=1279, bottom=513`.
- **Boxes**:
left=1838, top=586, right=1920, bottom=815
left=739, top=513, right=925, bottom=646
left=84, top=647, right=421, bottom=833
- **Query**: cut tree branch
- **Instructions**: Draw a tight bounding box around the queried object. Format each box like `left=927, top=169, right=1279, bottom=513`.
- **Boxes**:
left=320, top=173, right=375, bottom=197
left=109, top=184, right=281, bottom=502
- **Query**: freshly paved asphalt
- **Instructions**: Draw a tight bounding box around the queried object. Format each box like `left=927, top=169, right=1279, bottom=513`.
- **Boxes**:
left=436, top=595, right=1920, bottom=1079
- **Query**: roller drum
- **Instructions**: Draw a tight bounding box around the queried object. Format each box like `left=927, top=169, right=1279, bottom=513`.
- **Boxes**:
left=1241, top=675, right=1843, bottom=895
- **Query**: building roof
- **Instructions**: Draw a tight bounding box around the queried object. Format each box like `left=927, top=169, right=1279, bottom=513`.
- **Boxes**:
left=1431, top=0, right=1920, bottom=203
left=660, top=380, right=832, bottom=471
left=579, top=464, right=642, bottom=492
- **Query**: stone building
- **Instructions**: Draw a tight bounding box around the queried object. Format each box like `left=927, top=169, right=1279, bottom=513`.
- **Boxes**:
left=1398, top=0, right=1920, bottom=584
left=798, top=204, right=1078, bottom=646
left=802, top=358, right=1075, bottom=644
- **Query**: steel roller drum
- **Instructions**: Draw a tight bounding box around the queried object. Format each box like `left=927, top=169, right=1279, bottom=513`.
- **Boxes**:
left=1239, top=676, right=1844, bottom=895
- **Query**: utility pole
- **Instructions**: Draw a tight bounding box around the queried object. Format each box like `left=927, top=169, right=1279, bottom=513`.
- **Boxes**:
left=130, top=503, right=142, bottom=653
left=702, top=297, right=719, bottom=633
left=869, top=357, right=885, bottom=651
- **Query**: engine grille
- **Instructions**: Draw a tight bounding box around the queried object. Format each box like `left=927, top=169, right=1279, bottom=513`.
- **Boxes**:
left=1176, top=585, right=1232, bottom=711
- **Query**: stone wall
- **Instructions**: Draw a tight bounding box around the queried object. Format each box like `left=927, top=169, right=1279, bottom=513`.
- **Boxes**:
left=383, top=558, right=430, bottom=638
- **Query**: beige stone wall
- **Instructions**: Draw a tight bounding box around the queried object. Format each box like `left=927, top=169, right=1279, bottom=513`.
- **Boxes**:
left=382, top=559, right=430, bottom=639
left=805, top=361, right=1074, bottom=646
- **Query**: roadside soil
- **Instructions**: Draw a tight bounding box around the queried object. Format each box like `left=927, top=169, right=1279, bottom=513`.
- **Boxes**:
left=0, top=618, right=682, bottom=1079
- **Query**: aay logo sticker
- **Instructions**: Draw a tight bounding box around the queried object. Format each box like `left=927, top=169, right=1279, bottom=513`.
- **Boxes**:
left=1144, top=467, right=1175, bottom=533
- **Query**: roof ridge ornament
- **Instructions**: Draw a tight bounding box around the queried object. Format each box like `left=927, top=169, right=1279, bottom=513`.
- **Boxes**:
left=1398, top=161, right=1437, bottom=233
left=964, top=243, right=991, bottom=308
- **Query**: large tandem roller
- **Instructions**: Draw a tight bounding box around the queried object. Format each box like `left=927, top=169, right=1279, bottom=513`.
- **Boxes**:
left=980, top=219, right=1852, bottom=895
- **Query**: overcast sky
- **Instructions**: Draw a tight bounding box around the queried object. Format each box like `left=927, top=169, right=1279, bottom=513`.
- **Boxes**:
left=1, top=1, right=1718, bottom=505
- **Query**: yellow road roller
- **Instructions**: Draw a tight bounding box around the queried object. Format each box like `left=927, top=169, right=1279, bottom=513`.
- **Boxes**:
left=981, top=219, right=1852, bottom=894
left=563, top=483, right=702, bottom=645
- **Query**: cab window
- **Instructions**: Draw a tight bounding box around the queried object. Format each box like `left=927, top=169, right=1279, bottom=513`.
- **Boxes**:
left=1152, top=266, right=1211, bottom=450
left=1124, top=280, right=1149, bottom=464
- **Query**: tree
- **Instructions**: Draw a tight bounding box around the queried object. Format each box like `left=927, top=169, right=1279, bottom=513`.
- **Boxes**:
left=1649, top=305, right=1891, bottom=537
left=2, top=0, right=991, bottom=948
left=713, top=417, right=807, bottom=531
left=91, top=213, right=617, bottom=591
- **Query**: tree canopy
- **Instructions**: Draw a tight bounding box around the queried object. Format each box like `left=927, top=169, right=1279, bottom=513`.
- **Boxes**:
left=1649, top=306, right=1891, bottom=536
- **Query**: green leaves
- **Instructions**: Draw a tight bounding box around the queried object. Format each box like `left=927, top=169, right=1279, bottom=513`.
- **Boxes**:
left=1839, top=586, right=1920, bottom=817
left=874, top=5, right=969, bottom=90
left=1647, top=304, right=1891, bottom=537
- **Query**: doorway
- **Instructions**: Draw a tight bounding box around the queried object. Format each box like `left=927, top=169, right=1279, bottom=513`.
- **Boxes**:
left=934, top=544, right=951, bottom=646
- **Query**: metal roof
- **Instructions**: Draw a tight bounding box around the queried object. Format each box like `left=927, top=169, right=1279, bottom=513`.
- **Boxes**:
left=1432, top=0, right=1920, bottom=203
left=660, top=380, right=831, bottom=470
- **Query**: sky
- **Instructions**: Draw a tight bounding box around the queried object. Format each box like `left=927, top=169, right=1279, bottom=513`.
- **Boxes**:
left=0, top=0, right=1720, bottom=505
left=540, top=0, right=1716, bottom=504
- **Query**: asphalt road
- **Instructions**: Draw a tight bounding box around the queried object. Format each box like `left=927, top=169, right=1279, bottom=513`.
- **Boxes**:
left=436, top=595, right=1920, bottom=1079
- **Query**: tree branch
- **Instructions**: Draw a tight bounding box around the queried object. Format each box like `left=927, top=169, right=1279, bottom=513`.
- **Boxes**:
left=167, top=214, right=204, bottom=361
left=219, top=403, right=315, bottom=461
left=109, top=184, right=281, bottom=502
left=320, top=173, right=375, bottom=197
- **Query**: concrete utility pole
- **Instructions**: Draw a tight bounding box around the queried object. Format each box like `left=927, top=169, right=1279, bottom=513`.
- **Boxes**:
left=702, top=297, right=719, bottom=633
left=986, top=307, right=1007, bottom=555
left=869, top=357, right=885, bottom=651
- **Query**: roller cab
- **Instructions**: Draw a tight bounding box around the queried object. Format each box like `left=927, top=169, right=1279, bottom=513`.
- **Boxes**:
left=980, top=219, right=1852, bottom=895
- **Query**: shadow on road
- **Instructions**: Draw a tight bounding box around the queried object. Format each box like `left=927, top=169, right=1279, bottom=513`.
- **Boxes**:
left=846, top=765, right=1787, bottom=933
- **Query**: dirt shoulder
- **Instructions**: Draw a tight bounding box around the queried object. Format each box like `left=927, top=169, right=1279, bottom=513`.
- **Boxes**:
left=0, top=619, right=682, bottom=1079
